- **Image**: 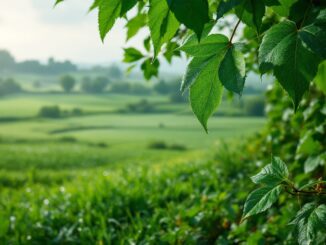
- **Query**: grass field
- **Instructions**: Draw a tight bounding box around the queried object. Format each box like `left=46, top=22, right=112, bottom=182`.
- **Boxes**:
left=0, top=92, right=266, bottom=243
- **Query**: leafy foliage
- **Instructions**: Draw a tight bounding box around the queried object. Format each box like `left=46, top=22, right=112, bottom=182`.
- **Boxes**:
left=53, top=0, right=326, bottom=243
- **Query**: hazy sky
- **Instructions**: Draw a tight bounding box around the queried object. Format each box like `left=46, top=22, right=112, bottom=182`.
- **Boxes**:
left=0, top=0, right=149, bottom=65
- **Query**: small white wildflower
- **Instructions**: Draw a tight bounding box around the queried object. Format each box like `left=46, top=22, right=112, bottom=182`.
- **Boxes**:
left=59, top=186, right=65, bottom=193
left=10, top=216, right=16, bottom=222
left=27, top=235, right=32, bottom=240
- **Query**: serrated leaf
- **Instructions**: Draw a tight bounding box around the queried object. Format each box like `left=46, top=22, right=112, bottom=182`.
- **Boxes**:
left=167, top=0, right=210, bottom=40
left=259, top=20, right=321, bottom=109
left=299, top=24, right=326, bottom=59
left=123, top=48, right=144, bottom=63
left=141, top=58, right=159, bottom=80
left=181, top=56, right=215, bottom=93
left=98, top=0, right=137, bottom=41
left=242, top=185, right=282, bottom=221
left=126, top=14, right=147, bottom=40
left=188, top=54, right=224, bottom=132
left=216, top=0, right=242, bottom=20
left=89, top=0, right=100, bottom=12
left=120, top=0, right=137, bottom=17
left=179, top=34, right=229, bottom=57
left=149, top=0, right=179, bottom=57
left=218, top=45, right=246, bottom=95
left=251, top=156, right=289, bottom=186
left=290, top=203, right=326, bottom=245
left=98, top=0, right=121, bottom=41
left=164, top=41, right=180, bottom=63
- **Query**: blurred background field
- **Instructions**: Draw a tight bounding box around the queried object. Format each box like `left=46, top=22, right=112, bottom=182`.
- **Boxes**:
left=0, top=48, right=269, bottom=243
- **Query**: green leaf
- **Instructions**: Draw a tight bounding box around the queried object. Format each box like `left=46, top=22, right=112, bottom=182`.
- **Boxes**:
left=89, top=0, right=100, bottom=12
left=188, top=54, right=224, bottom=132
left=299, top=180, right=326, bottom=191
left=218, top=45, right=246, bottom=95
left=236, top=0, right=266, bottom=33
left=304, top=153, right=326, bottom=173
left=297, top=131, right=322, bottom=155
left=149, top=0, right=179, bottom=57
left=123, top=48, right=144, bottom=63
left=164, top=42, right=180, bottom=63
left=263, top=0, right=280, bottom=6
left=242, top=185, right=282, bottom=221
left=98, top=0, right=137, bottom=41
left=126, top=14, right=147, bottom=40
left=54, top=0, right=64, bottom=6
left=315, top=61, right=326, bottom=94
left=179, top=34, right=229, bottom=57
left=167, top=0, right=210, bottom=40
left=216, top=0, right=241, bottom=20
left=300, top=24, right=326, bottom=59
left=98, top=0, right=121, bottom=41
left=259, top=20, right=321, bottom=109
left=251, top=156, right=289, bottom=186
left=271, top=0, right=296, bottom=17
left=141, top=58, right=160, bottom=80
left=290, top=203, right=326, bottom=245
left=120, top=0, right=137, bottom=17
left=181, top=56, right=214, bottom=93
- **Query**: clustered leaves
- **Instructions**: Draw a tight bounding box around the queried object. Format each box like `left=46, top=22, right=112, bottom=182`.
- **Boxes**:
left=242, top=156, right=326, bottom=244
left=54, top=0, right=326, bottom=242
left=56, top=0, right=325, bottom=131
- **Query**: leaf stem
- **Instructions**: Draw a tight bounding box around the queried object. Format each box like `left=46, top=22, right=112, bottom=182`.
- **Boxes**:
left=229, top=19, right=241, bottom=44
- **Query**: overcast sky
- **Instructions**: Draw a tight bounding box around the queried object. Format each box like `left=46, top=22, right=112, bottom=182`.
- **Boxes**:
left=0, top=0, right=151, bottom=65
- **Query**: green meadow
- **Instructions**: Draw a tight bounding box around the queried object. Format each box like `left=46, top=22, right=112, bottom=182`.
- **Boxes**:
left=0, top=91, right=265, bottom=243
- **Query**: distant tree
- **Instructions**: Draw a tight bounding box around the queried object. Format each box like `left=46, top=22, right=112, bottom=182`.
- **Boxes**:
left=81, top=76, right=109, bottom=93
left=0, top=50, right=15, bottom=71
left=81, top=76, right=92, bottom=93
left=16, top=60, right=44, bottom=73
left=38, top=105, right=61, bottom=118
left=0, top=78, right=22, bottom=96
left=108, top=64, right=123, bottom=79
left=154, top=80, right=181, bottom=95
left=92, top=76, right=109, bottom=93
left=60, top=75, right=76, bottom=92
left=130, top=83, right=152, bottom=95
left=244, top=97, right=265, bottom=117
left=127, top=99, right=154, bottom=113
left=110, top=82, right=131, bottom=93
left=154, top=80, right=170, bottom=94
left=170, top=92, right=188, bottom=103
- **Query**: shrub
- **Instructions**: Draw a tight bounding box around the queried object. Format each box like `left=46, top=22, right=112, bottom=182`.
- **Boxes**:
left=71, top=108, right=83, bottom=116
left=0, top=78, right=22, bottom=96
left=58, top=136, right=77, bottom=143
left=169, top=144, right=187, bottom=151
left=127, top=99, right=155, bottom=113
left=60, top=75, right=75, bottom=92
left=81, top=76, right=110, bottom=93
left=244, top=96, right=265, bottom=117
left=148, top=141, right=168, bottom=150
left=38, top=106, right=61, bottom=118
